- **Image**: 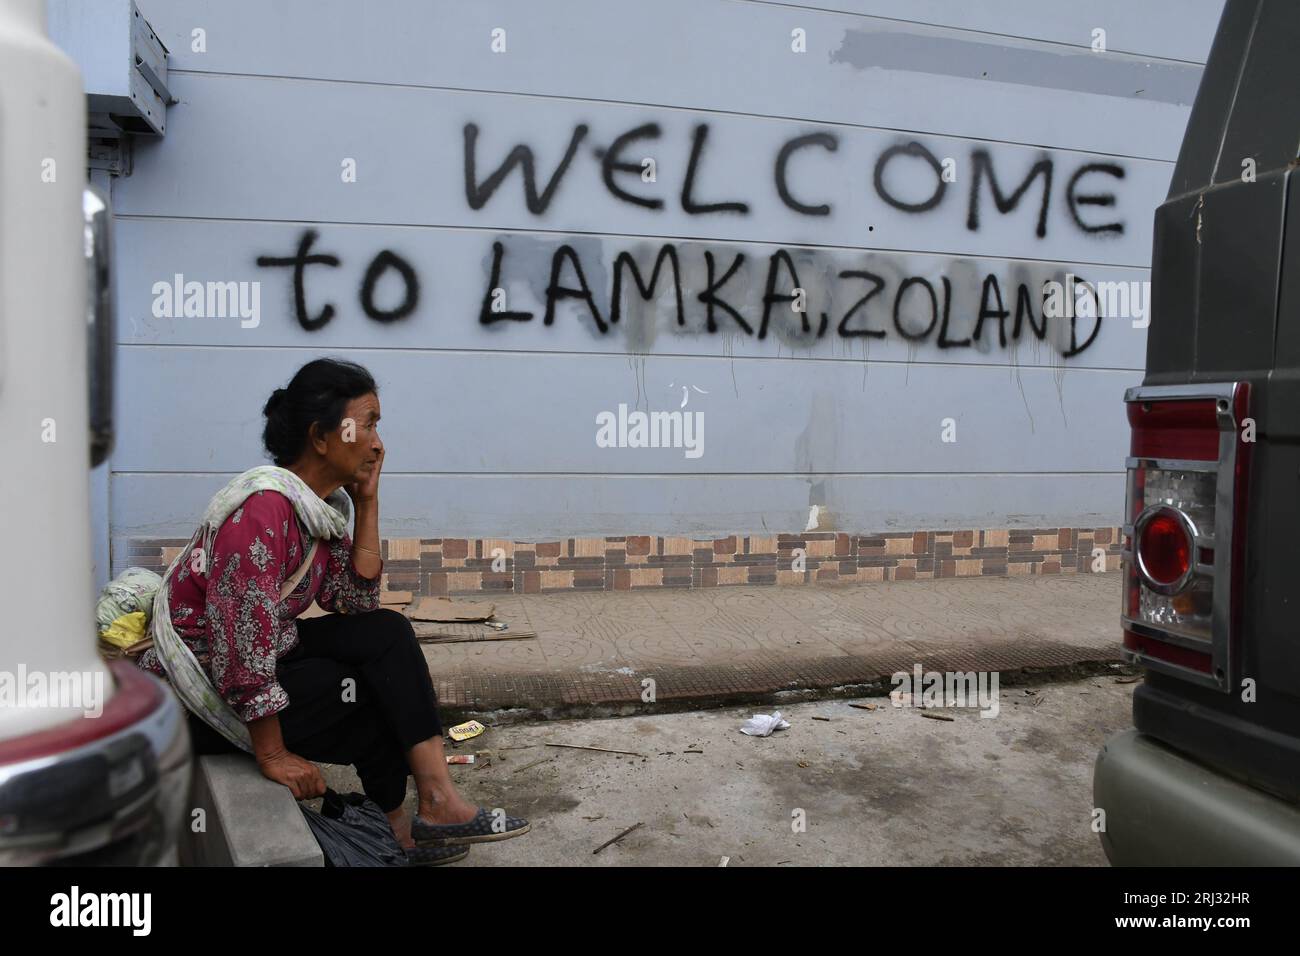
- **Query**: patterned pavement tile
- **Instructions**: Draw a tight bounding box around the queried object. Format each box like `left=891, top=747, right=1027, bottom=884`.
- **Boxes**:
left=422, top=574, right=1124, bottom=713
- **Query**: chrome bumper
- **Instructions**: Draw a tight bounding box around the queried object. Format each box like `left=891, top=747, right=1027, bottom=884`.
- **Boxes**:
left=0, top=662, right=191, bottom=866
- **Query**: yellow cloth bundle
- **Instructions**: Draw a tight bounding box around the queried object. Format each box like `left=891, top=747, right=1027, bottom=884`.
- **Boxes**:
left=100, top=611, right=148, bottom=649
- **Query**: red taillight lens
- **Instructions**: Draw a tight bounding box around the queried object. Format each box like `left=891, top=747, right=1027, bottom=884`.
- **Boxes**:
left=1137, top=509, right=1191, bottom=588
left=1122, top=629, right=1212, bottom=674
left=1128, top=398, right=1220, bottom=460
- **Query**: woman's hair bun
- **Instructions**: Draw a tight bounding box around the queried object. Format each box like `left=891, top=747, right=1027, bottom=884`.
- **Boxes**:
left=264, top=387, right=287, bottom=416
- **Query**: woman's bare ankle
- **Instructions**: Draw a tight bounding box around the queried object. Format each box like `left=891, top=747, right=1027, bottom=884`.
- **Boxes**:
left=417, top=792, right=478, bottom=825
left=387, top=808, right=415, bottom=848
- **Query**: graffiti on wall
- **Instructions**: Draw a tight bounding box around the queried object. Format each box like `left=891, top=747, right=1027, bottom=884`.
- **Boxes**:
left=461, top=122, right=1126, bottom=237
left=254, top=123, right=1132, bottom=358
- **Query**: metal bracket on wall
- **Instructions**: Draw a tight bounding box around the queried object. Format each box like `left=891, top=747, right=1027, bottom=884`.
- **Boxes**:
left=88, top=133, right=133, bottom=178
left=134, top=54, right=175, bottom=108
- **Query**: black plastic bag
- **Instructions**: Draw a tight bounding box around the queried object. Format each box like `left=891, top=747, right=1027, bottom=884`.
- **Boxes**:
left=301, top=789, right=408, bottom=867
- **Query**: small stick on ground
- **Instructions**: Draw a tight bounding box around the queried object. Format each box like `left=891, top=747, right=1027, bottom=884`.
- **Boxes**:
left=546, top=743, right=645, bottom=757
left=921, top=711, right=955, bottom=722
left=594, top=822, right=644, bottom=855
left=512, top=756, right=555, bottom=774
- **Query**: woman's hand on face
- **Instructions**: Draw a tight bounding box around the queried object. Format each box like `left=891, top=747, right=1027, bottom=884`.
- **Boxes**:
left=345, top=445, right=384, bottom=504
left=257, top=750, right=327, bottom=800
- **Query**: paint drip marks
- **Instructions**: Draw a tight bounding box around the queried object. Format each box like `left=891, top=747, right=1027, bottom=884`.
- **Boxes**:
left=720, top=330, right=740, bottom=398
left=1045, top=268, right=1073, bottom=429
left=1051, top=348, right=1069, bottom=430
left=1006, top=262, right=1037, bottom=433
left=627, top=353, right=648, bottom=413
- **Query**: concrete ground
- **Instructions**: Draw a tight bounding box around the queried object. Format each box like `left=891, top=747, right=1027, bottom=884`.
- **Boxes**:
left=320, top=671, right=1138, bottom=866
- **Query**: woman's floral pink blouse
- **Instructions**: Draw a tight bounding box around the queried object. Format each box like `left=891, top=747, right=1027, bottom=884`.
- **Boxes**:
left=136, top=489, right=383, bottom=722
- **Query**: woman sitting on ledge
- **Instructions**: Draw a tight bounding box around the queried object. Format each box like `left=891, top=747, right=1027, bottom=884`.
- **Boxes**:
left=136, top=358, right=528, bottom=865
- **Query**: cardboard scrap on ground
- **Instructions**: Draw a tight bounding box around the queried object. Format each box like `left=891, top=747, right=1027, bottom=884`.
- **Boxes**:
left=379, top=590, right=413, bottom=606
left=406, top=597, right=496, bottom=622
left=410, top=621, right=537, bottom=644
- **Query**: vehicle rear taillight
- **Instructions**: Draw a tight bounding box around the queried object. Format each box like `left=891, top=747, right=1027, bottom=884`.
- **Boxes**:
left=1121, top=383, right=1250, bottom=690
left=1136, top=507, right=1192, bottom=588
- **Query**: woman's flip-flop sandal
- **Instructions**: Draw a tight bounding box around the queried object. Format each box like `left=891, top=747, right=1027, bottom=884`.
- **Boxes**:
left=404, top=843, right=470, bottom=866
left=412, top=807, right=530, bottom=846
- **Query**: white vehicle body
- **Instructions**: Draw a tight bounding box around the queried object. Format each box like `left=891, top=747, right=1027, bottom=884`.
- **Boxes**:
left=0, top=0, right=188, bottom=866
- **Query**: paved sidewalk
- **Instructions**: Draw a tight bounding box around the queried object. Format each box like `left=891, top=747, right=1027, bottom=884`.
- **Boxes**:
left=426, top=573, right=1124, bottom=720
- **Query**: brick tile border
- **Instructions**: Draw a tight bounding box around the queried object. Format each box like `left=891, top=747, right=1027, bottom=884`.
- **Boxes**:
left=126, top=526, right=1123, bottom=596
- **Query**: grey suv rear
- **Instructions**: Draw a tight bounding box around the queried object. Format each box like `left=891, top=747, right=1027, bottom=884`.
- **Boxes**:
left=1094, top=0, right=1300, bottom=865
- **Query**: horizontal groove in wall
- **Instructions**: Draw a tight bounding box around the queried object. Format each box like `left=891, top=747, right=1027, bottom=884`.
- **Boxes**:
left=113, top=342, right=1145, bottom=374
left=114, top=213, right=1159, bottom=272
left=162, top=69, right=1186, bottom=166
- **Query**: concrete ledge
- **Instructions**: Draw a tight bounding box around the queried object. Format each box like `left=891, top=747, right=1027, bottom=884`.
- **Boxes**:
left=181, top=754, right=323, bottom=867
left=437, top=643, right=1124, bottom=725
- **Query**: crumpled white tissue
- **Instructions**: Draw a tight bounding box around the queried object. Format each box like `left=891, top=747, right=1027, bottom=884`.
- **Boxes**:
left=739, top=711, right=791, bottom=737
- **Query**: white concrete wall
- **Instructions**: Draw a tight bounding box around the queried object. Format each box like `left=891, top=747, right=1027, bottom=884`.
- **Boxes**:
left=99, top=0, right=1227, bottom=569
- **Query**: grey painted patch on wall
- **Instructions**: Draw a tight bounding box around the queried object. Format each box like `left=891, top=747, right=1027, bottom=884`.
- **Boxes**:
left=831, top=28, right=1202, bottom=106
